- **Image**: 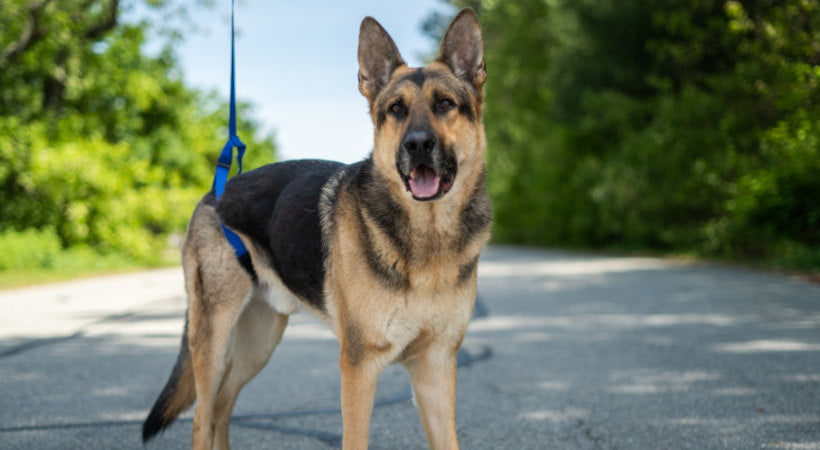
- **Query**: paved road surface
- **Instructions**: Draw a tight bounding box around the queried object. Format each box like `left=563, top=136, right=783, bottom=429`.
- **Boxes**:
left=1, top=246, right=818, bottom=449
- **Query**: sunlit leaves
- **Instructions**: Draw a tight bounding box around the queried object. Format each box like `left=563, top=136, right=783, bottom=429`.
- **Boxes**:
left=0, top=0, right=276, bottom=267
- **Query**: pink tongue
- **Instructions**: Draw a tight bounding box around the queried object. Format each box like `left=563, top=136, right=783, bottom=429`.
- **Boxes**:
left=408, top=166, right=440, bottom=198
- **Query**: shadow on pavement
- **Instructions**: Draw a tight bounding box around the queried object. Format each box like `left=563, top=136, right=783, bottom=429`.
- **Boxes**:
left=1, top=246, right=819, bottom=449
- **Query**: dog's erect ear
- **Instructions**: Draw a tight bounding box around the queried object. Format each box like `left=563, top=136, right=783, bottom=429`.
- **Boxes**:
left=358, top=17, right=405, bottom=104
left=437, top=8, right=486, bottom=95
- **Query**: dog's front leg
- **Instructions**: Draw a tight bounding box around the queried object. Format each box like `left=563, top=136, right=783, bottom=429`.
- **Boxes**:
left=339, top=344, right=385, bottom=450
left=404, top=343, right=460, bottom=450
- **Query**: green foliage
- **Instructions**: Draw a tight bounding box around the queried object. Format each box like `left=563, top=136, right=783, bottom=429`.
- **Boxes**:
left=0, top=0, right=276, bottom=272
left=428, top=0, right=820, bottom=269
left=0, top=228, right=62, bottom=270
left=0, top=227, right=134, bottom=275
left=724, top=113, right=820, bottom=258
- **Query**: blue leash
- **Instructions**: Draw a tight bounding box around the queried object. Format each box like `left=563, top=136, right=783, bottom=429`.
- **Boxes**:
left=212, top=0, right=249, bottom=259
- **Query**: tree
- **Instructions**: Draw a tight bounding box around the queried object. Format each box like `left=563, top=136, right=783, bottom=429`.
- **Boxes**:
left=426, top=0, right=820, bottom=268
left=0, top=0, right=276, bottom=268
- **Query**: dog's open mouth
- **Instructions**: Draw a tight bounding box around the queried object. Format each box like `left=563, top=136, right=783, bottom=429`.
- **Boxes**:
left=403, top=165, right=455, bottom=201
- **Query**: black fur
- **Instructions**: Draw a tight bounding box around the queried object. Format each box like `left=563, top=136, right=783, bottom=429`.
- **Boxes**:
left=457, top=256, right=479, bottom=286
left=377, top=107, right=387, bottom=130
left=357, top=207, right=410, bottom=291
left=236, top=252, right=257, bottom=282
left=399, top=68, right=426, bottom=88
left=456, top=90, right=475, bottom=123
left=456, top=169, right=492, bottom=252
left=218, top=160, right=344, bottom=310
left=343, top=320, right=366, bottom=366
left=355, top=159, right=412, bottom=257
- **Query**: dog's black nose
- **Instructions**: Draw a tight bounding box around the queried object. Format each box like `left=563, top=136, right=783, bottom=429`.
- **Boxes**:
left=402, top=130, right=436, bottom=155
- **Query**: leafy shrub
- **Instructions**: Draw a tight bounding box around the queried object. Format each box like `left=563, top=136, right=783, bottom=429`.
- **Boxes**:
left=431, top=0, right=820, bottom=269
left=0, top=229, right=62, bottom=270
left=0, top=3, right=276, bottom=271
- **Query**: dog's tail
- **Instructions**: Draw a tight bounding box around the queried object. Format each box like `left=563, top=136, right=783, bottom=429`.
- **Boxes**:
left=142, top=317, right=196, bottom=442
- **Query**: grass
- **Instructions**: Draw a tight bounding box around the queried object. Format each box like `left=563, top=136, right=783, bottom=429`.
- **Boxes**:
left=0, top=248, right=178, bottom=290
left=0, top=266, right=138, bottom=290
left=0, top=228, right=184, bottom=290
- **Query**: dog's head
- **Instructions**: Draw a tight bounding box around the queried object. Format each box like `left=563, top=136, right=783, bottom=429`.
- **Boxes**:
left=358, top=8, right=486, bottom=202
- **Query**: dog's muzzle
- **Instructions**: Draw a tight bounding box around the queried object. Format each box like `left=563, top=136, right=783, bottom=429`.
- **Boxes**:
left=397, top=130, right=456, bottom=201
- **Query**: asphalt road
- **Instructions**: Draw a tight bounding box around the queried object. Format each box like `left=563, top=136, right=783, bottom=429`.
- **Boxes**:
left=1, top=246, right=818, bottom=449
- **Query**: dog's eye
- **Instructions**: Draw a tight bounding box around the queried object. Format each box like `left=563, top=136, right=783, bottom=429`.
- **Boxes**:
left=436, top=98, right=455, bottom=112
left=389, top=103, right=406, bottom=116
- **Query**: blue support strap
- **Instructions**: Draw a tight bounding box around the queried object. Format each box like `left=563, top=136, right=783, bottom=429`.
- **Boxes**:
left=212, top=0, right=248, bottom=259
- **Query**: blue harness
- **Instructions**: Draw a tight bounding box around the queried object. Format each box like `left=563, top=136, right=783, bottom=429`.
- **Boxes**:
left=212, top=0, right=249, bottom=259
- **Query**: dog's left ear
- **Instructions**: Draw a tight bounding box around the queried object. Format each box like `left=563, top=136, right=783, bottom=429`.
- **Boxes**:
left=358, top=17, right=406, bottom=105
left=438, top=8, right=486, bottom=96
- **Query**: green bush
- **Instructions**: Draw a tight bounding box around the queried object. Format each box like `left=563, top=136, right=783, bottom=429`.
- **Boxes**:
left=0, top=229, right=62, bottom=270
left=430, top=0, right=820, bottom=269
left=0, top=1, right=276, bottom=272
left=721, top=115, right=820, bottom=263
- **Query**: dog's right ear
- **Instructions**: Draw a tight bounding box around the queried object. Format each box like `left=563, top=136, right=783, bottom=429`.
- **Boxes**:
left=358, top=17, right=405, bottom=105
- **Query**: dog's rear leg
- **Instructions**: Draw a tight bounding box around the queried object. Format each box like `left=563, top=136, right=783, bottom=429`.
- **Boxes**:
left=211, top=291, right=289, bottom=449
left=404, top=343, right=460, bottom=450
left=187, top=267, right=252, bottom=450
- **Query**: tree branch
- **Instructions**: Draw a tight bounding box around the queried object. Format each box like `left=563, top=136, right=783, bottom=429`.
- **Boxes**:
left=0, top=0, right=53, bottom=72
left=84, top=0, right=120, bottom=40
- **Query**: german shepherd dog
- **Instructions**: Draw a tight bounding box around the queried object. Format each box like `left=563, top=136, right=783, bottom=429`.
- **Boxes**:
left=142, top=8, right=490, bottom=449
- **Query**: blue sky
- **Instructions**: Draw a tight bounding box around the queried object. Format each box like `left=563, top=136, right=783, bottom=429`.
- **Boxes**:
left=170, top=1, right=452, bottom=163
